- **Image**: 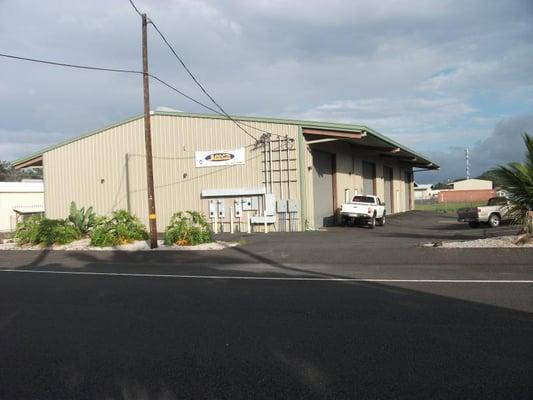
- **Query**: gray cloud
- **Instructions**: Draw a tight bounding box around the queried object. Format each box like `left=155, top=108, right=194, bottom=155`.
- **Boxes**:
left=416, top=114, right=533, bottom=183
left=0, top=0, right=532, bottom=166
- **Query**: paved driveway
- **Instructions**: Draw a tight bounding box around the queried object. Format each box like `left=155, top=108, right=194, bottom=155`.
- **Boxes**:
left=221, top=210, right=518, bottom=247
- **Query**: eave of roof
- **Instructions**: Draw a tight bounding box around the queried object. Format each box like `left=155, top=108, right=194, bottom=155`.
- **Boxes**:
left=12, top=111, right=439, bottom=169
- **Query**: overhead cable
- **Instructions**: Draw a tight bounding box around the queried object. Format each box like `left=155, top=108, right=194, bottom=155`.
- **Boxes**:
left=0, top=52, right=258, bottom=140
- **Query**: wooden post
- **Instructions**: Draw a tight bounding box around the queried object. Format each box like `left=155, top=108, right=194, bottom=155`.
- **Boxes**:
left=142, top=13, right=157, bottom=248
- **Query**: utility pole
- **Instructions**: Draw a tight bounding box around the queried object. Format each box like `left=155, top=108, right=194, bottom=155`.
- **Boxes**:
left=465, top=148, right=470, bottom=180
left=142, top=13, right=158, bottom=248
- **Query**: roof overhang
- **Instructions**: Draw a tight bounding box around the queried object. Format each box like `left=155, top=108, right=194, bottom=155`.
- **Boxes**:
left=12, top=155, right=43, bottom=169
left=302, top=126, right=438, bottom=170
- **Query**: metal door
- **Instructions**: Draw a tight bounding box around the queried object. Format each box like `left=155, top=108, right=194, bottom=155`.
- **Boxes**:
left=404, top=170, right=412, bottom=210
left=312, top=150, right=334, bottom=227
left=384, top=166, right=393, bottom=214
left=362, top=162, right=375, bottom=195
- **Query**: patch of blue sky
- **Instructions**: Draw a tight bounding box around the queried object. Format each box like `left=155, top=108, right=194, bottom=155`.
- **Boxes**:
left=468, top=94, right=532, bottom=117
left=428, top=67, right=457, bottom=79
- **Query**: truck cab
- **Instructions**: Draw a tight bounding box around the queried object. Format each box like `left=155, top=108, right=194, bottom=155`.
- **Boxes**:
left=340, top=195, right=386, bottom=228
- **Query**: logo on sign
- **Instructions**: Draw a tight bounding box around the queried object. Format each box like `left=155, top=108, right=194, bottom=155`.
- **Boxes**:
left=196, top=147, right=244, bottom=167
left=205, top=152, right=235, bottom=162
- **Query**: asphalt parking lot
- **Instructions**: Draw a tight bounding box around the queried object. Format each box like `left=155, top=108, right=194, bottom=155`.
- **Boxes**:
left=0, top=211, right=532, bottom=399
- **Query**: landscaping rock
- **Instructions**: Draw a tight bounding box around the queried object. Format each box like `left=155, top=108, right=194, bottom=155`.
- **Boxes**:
left=440, top=235, right=533, bottom=248
left=0, top=239, right=238, bottom=251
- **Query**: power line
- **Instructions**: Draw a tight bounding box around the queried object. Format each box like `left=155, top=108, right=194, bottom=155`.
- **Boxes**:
left=126, top=0, right=274, bottom=141
left=0, top=52, right=142, bottom=75
left=150, top=20, right=262, bottom=141
left=0, top=52, right=217, bottom=112
left=0, top=52, right=257, bottom=139
left=0, top=52, right=285, bottom=143
left=149, top=21, right=292, bottom=140
left=128, top=0, right=142, bottom=16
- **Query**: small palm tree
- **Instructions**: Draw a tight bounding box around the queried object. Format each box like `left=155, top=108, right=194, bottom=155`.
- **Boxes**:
left=490, top=132, right=533, bottom=232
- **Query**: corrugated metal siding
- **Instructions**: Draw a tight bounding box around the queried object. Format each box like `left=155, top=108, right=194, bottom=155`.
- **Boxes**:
left=302, top=141, right=414, bottom=228
left=44, top=115, right=299, bottom=231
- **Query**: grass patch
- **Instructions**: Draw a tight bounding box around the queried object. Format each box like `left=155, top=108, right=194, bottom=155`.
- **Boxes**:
left=415, top=202, right=486, bottom=213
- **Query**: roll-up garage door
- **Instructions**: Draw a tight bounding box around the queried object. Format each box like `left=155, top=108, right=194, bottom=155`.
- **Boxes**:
left=362, top=161, right=375, bottom=195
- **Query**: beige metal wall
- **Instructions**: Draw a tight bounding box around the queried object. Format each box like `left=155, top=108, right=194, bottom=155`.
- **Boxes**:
left=300, top=139, right=414, bottom=228
left=43, top=114, right=299, bottom=231
left=452, top=179, right=492, bottom=190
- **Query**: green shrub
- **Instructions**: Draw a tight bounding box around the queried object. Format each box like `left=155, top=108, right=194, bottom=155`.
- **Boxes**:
left=112, top=210, right=148, bottom=241
left=14, top=214, right=44, bottom=245
left=68, top=202, right=96, bottom=234
left=14, top=215, right=80, bottom=246
left=89, top=210, right=148, bottom=247
left=89, top=217, right=119, bottom=247
left=36, top=219, right=80, bottom=246
left=164, top=211, right=212, bottom=246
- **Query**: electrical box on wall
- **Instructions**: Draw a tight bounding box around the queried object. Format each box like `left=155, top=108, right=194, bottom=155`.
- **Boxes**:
left=234, top=200, right=242, bottom=218
left=265, top=193, right=276, bottom=216
left=217, top=199, right=225, bottom=218
left=287, top=199, right=298, bottom=213
left=251, top=197, right=259, bottom=211
left=276, top=200, right=287, bottom=213
left=242, top=197, right=253, bottom=211
left=208, top=200, right=216, bottom=219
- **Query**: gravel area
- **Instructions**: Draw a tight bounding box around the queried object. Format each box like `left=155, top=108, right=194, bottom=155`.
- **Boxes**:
left=439, top=235, right=533, bottom=248
left=0, top=239, right=238, bottom=251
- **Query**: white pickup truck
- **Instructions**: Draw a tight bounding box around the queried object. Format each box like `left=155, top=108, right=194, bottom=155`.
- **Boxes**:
left=457, top=197, right=510, bottom=228
left=340, top=195, right=386, bottom=228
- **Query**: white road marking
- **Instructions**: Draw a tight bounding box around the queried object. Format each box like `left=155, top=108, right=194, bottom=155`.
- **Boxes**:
left=0, top=269, right=532, bottom=283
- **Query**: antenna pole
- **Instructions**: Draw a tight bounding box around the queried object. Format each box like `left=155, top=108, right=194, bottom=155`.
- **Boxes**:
left=465, top=148, right=470, bottom=180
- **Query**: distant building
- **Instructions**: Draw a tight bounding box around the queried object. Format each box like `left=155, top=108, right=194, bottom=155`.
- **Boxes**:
left=0, top=181, right=44, bottom=232
left=451, top=179, right=493, bottom=190
left=414, top=183, right=440, bottom=200
left=436, top=178, right=495, bottom=203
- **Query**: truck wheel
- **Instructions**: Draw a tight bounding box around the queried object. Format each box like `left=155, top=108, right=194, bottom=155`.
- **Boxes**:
left=377, top=212, right=386, bottom=226
left=488, top=213, right=501, bottom=228
left=369, top=215, right=376, bottom=229
left=468, top=221, right=480, bottom=228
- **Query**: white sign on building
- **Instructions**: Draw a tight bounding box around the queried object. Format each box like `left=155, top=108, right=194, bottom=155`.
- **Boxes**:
left=195, top=148, right=245, bottom=168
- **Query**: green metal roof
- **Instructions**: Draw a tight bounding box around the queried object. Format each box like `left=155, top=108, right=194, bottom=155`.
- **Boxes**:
left=12, top=111, right=439, bottom=169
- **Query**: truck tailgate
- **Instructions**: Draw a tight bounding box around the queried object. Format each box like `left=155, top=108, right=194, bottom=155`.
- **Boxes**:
left=457, top=208, right=478, bottom=220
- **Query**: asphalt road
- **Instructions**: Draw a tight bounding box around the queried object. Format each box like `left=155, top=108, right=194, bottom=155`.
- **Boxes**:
left=0, top=212, right=532, bottom=399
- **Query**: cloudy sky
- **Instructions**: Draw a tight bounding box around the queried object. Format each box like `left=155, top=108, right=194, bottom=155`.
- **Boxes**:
left=1, top=0, right=532, bottom=183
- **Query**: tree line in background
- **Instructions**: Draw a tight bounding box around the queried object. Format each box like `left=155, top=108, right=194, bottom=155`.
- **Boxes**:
left=0, top=161, right=42, bottom=181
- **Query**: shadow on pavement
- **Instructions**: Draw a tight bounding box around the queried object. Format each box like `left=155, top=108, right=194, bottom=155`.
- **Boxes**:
left=0, top=238, right=532, bottom=399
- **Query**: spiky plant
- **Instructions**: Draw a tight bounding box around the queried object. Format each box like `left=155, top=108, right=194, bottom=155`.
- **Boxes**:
left=68, top=201, right=96, bottom=234
left=489, top=132, right=533, bottom=232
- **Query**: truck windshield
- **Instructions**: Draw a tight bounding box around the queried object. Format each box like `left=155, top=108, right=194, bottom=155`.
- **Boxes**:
left=352, top=196, right=375, bottom=203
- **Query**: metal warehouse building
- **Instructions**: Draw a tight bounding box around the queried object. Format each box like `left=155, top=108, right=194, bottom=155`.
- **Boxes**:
left=13, top=111, right=438, bottom=232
